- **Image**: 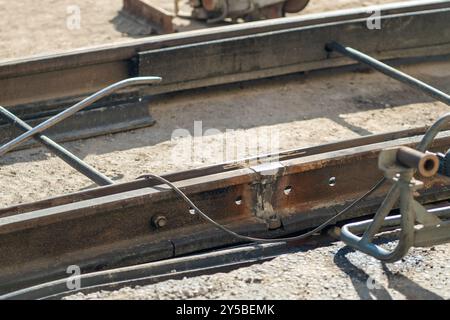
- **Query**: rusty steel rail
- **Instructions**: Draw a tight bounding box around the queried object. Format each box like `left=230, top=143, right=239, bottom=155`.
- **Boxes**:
left=0, top=1, right=450, bottom=149
left=123, top=0, right=175, bottom=34
left=2, top=242, right=292, bottom=300
left=2, top=128, right=450, bottom=295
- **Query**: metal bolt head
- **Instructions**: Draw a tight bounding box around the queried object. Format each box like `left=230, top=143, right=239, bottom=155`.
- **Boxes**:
left=152, top=215, right=167, bottom=229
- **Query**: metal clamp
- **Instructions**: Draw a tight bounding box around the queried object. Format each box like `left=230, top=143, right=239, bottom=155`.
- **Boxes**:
left=340, top=146, right=450, bottom=262
left=327, top=42, right=450, bottom=262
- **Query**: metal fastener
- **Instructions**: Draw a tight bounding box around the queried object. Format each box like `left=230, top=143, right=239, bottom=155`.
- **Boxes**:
left=152, top=215, right=168, bottom=229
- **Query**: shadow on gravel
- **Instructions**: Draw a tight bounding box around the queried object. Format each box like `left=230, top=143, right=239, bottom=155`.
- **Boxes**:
left=334, top=246, right=392, bottom=300
left=111, top=10, right=155, bottom=38
left=334, top=245, right=444, bottom=300
left=380, top=263, right=443, bottom=300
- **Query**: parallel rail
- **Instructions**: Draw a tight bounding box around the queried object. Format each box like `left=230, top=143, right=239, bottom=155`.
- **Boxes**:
left=1, top=0, right=449, bottom=106
left=1, top=1, right=450, bottom=147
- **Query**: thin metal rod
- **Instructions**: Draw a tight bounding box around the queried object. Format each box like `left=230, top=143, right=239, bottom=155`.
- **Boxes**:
left=417, top=112, right=450, bottom=152
left=174, top=0, right=179, bottom=16
left=0, top=107, right=114, bottom=186
left=326, top=42, right=450, bottom=106
left=0, top=77, right=162, bottom=157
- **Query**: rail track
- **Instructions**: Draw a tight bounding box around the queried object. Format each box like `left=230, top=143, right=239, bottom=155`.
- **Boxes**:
left=2, top=125, right=450, bottom=297
left=1, top=0, right=449, bottom=147
left=0, top=0, right=450, bottom=299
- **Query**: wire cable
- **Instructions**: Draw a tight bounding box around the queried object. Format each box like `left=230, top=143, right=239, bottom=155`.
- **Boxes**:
left=142, top=174, right=386, bottom=243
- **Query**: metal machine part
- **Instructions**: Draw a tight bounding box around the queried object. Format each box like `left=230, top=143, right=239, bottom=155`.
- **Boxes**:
left=327, top=42, right=450, bottom=262
left=437, top=149, right=450, bottom=176
left=341, top=138, right=450, bottom=262
left=188, top=0, right=310, bottom=22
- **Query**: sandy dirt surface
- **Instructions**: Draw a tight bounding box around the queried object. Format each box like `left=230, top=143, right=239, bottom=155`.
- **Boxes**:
left=0, top=0, right=409, bottom=61
left=0, top=0, right=449, bottom=300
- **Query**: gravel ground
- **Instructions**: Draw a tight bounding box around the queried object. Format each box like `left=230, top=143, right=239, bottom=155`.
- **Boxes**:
left=67, top=242, right=449, bottom=300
